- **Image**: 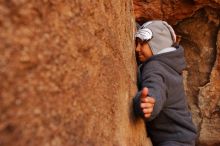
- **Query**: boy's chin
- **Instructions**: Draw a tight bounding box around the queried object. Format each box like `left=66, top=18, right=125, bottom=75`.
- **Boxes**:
left=139, top=57, right=149, bottom=62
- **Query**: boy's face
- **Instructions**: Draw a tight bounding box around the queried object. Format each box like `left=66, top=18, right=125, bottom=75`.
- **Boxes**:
left=135, top=38, right=153, bottom=62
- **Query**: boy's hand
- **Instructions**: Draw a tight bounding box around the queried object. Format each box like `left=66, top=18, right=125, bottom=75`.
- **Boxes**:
left=140, top=87, right=155, bottom=118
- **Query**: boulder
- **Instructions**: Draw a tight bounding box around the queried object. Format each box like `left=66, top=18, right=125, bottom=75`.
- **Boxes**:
left=0, top=0, right=151, bottom=146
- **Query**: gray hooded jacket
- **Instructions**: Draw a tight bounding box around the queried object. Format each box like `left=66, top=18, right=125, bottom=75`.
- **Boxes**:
left=133, top=45, right=197, bottom=145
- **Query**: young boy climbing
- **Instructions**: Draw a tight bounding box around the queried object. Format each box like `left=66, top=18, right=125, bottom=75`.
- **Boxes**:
left=133, top=20, right=197, bottom=146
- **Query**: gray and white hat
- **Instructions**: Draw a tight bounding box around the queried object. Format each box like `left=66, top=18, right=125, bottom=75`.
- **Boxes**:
left=135, top=20, right=176, bottom=55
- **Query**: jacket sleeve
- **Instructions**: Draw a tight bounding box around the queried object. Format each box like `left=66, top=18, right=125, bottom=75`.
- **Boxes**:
left=141, top=67, right=167, bottom=121
left=133, top=91, right=145, bottom=118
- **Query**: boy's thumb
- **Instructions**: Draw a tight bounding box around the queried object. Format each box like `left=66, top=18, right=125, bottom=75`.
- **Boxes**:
left=141, top=87, right=148, bottom=98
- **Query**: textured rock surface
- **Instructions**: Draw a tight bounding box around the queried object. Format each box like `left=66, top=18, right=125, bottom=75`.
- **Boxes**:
left=197, top=30, right=220, bottom=146
left=0, top=0, right=152, bottom=146
left=133, top=0, right=220, bottom=145
left=175, top=9, right=220, bottom=146
left=134, top=0, right=220, bottom=25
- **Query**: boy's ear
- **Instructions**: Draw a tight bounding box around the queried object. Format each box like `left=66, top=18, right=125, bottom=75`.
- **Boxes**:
left=172, top=35, right=181, bottom=48
left=176, top=35, right=182, bottom=45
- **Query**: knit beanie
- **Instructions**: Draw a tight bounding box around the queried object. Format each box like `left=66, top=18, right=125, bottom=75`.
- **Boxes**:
left=135, top=20, right=176, bottom=55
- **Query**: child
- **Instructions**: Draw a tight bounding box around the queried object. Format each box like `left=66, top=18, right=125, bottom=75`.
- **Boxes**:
left=133, top=20, right=197, bottom=146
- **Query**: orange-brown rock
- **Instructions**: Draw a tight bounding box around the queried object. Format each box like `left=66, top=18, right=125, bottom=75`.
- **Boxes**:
left=197, top=30, right=220, bottom=146
left=0, top=0, right=152, bottom=146
left=134, top=0, right=220, bottom=25
left=175, top=8, right=219, bottom=146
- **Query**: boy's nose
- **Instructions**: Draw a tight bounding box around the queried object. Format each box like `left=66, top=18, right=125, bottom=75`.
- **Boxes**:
left=135, top=44, right=141, bottom=52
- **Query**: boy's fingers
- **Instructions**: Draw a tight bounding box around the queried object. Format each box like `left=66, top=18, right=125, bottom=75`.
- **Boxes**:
left=141, top=97, right=156, bottom=104
left=143, top=108, right=153, bottom=114
left=140, top=87, right=148, bottom=99
left=140, top=97, right=146, bottom=102
left=140, top=102, right=154, bottom=108
left=140, top=96, right=155, bottom=104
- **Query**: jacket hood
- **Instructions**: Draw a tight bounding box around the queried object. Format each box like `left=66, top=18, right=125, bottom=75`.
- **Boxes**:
left=146, top=45, right=186, bottom=74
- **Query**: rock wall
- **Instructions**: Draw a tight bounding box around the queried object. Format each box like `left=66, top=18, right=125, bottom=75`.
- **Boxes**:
left=133, top=0, right=220, bottom=146
left=0, top=0, right=152, bottom=146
